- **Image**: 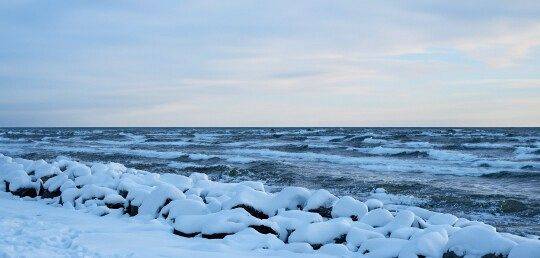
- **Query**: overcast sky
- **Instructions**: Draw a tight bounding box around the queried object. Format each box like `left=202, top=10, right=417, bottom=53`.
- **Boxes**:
left=1, top=1, right=539, bottom=126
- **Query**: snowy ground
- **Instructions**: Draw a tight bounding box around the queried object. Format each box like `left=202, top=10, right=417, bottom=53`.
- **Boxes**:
left=0, top=193, right=327, bottom=258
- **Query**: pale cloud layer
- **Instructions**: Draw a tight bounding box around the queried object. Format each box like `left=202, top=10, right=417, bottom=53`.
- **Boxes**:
left=1, top=1, right=539, bottom=126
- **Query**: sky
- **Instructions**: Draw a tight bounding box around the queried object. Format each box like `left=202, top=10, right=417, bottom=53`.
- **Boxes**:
left=1, top=1, right=539, bottom=127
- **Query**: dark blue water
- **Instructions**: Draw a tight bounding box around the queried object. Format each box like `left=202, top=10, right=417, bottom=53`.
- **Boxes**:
left=0, top=127, right=538, bottom=236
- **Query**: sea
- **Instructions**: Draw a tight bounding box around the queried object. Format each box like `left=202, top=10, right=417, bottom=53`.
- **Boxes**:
left=0, top=127, right=538, bottom=236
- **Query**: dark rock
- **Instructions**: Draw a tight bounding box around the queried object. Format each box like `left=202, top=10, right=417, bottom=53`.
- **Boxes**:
left=481, top=254, right=506, bottom=258
left=334, top=234, right=346, bottom=244
left=106, top=202, right=124, bottom=209
left=233, top=204, right=269, bottom=219
left=308, top=206, right=332, bottom=218
left=118, top=190, right=128, bottom=198
left=154, top=198, right=173, bottom=218
left=443, top=251, right=507, bottom=258
left=500, top=199, right=527, bottom=213
left=201, top=233, right=232, bottom=239
left=311, top=243, right=323, bottom=250
left=40, top=186, right=61, bottom=199
left=11, top=187, right=38, bottom=198
left=40, top=174, right=56, bottom=184
left=173, top=229, right=199, bottom=238
left=249, top=225, right=277, bottom=235
left=125, top=202, right=139, bottom=216
left=442, top=251, right=463, bottom=258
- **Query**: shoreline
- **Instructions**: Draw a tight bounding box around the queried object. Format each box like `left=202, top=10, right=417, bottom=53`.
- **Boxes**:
left=1, top=153, right=539, bottom=257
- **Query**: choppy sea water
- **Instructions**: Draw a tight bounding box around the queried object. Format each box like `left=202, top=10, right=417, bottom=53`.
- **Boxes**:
left=0, top=127, right=538, bottom=236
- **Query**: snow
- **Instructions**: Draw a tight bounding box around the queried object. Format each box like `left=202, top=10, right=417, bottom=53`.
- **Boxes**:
left=0, top=193, right=325, bottom=258
left=288, top=217, right=352, bottom=246
left=359, top=208, right=394, bottom=227
left=445, top=225, right=517, bottom=257
left=331, top=196, right=368, bottom=220
left=1, top=154, right=539, bottom=258
left=509, top=241, right=540, bottom=258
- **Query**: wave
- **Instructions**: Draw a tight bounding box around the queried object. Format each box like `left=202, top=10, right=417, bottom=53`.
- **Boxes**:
left=351, top=146, right=477, bottom=162
left=480, top=171, right=540, bottom=179
left=515, top=147, right=540, bottom=160
left=461, top=142, right=515, bottom=149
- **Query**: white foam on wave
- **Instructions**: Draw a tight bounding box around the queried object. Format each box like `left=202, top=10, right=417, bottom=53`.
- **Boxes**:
left=350, top=146, right=478, bottom=162
left=225, top=148, right=487, bottom=176
left=515, top=147, right=539, bottom=160
left=462, top=142, right=516, bottom=149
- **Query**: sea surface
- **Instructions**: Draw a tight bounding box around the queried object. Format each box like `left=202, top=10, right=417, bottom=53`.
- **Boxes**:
left=0, top=127, right=538, bottom=236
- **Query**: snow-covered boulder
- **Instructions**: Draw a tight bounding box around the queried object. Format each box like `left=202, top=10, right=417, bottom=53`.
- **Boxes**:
left=346, top=227, right=384, bottom=251
left=0, top=160, right=40, bottom=197
left=374, top=210, right=415, bottom=236
left=508, top=240, right=540, bottom=258
left=172, top=208, right=277, bottom=239
left=138, top=183, right=186, bottom=218
left=319, top=243, right=352, bottom=256
left=399, top=230, right=448, bottom=258
left=288, top=217, right=352, bottom=249
left=356, top=238, right=408, bottom=257
left=269, top=209, right=324, bottom=241
left=223, top=228, right=285, bottom=251
left=331, top=196, right=368, bottom=221
left=222, top=187, right=275, bottom=219
left=159, top=173, right=192, bottom=192
left=360, top=208, right=394, bottom=227
left=428, top=212, right=458, bottom=226
left=365, top=198, right=384, bottom=210
left=303, top=189, right=337, bottom=218
left=160, top=198, right=209, bottom=220
left=444, top=225, right=516, bottom=258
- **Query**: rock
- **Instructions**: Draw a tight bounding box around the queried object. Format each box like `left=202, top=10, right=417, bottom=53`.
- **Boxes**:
left=11, top=187, right=38, bottom=198
left=125, top=202, right=139, bottom=216
left=172, top=229, right=198, bottom=238
left=307, top=206, right=332, bottom=218
left=249, top=225, right=278, bottom=235
left=233, top=204, right=269, bottom=219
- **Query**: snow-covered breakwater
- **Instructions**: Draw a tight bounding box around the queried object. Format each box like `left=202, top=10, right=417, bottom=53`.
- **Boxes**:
left=0, top=153, right=538, bottom=258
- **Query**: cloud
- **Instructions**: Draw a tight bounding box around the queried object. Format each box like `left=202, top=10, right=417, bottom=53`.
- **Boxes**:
left=0, top=1, right=539, bottom=126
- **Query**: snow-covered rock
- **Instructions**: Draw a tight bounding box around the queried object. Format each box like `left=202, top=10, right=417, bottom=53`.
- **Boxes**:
left=444, top=225, right=517, bottom=257
left=288, top=217, right=351, bottom=248
left=508, top=240, right=540, bottom=258
left=303, top=189, right=337, bottom=218
left=360, top=208, right=394, bottom=227
left=331, top=196, right=368, bottom=221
